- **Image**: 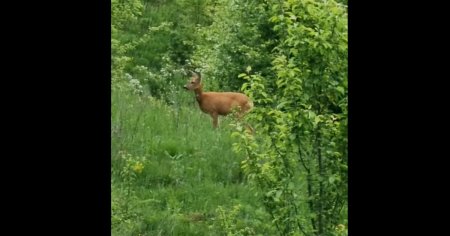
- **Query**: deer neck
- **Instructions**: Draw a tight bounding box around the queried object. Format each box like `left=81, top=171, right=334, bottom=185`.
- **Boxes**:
left=194, top=85, right=203, bottom=103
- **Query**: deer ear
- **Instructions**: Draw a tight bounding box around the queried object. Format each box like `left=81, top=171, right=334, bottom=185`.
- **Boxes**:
left=193, top=71, right=201, bottom=82
left=190, top=71, right=198, bottom=78
left=191, top=71, right=202, bottom=82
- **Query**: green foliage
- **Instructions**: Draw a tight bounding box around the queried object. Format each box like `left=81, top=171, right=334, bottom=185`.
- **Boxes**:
left=112, top=0, right=215, bottom=103
left=232, top=0, right=348, bottom=235
left=111, top=0, right=143, bottom=89
left=215, top=204, right=256, bottom=236
left=190, top=0, right=276, bottom=91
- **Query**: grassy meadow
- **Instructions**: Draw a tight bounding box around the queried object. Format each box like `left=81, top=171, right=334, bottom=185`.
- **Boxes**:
left=111, top=87, right=275, bottom=235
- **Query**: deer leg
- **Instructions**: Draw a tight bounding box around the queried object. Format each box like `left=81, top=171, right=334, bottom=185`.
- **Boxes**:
left=211, top=113, right=219, bottom=128
left=236, top=111, right=244, bottom=121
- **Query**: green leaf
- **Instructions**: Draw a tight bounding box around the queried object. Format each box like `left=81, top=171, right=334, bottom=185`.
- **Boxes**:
left=314, top=115, right=321, bottom=125
left=288, top=182, right=295, bottom=190
left=277, top=101, right=288, bottom=109
left=269, top=15, right=279, bottom=23
left=238, top=73, right=247, bottom=78
left=308, top=111, right=316, bottom=119
left=256, top=114, right=263, bottom=121
left=275, top=190, right=283, bottom=202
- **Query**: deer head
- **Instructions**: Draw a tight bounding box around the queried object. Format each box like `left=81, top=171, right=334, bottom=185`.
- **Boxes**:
left=183, top=71, right=202, bottom=91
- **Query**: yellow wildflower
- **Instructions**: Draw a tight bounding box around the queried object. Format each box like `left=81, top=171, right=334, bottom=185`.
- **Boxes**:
left=132, top=162, right=144, bottom=173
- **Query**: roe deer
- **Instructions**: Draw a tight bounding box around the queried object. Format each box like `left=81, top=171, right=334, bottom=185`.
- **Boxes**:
left=183, top=71, right=253, bottom=128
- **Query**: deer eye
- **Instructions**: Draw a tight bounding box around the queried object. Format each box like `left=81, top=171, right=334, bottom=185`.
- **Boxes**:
left=191, top=82, right=194, bottom=84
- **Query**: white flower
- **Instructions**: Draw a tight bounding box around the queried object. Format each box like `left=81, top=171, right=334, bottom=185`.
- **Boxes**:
left=124, top=73, right=133, bottom=80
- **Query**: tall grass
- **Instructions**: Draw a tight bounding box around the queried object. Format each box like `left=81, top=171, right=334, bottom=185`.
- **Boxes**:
left=111, top=86, right=275, bottom=235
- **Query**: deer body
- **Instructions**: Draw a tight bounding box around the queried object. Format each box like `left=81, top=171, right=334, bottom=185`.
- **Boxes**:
left=184, top=72, right=253, bottom=128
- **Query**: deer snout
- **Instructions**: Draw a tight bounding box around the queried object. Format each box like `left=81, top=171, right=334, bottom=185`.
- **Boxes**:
left=183, top=85, right=188, bottom=90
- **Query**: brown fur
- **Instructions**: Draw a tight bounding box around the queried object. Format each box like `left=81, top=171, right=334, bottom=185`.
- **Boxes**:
left=184, top=72, right=253, bottom=128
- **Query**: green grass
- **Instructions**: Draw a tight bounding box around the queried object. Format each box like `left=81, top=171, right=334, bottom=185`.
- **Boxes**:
left=111, top=87, right=274, bottom=235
